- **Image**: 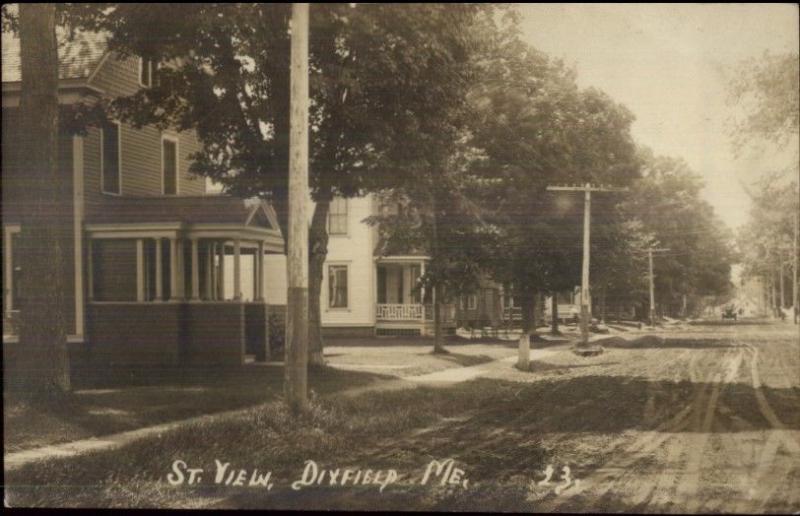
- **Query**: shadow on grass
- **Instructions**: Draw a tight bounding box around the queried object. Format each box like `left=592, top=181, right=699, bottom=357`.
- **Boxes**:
left=4, top=365, right=394, bottom=453
left=426, top=352, right=495, bottom=368
left=5, top=368, right=800, bottom=510
left=600, top=336, right=741, bottom=350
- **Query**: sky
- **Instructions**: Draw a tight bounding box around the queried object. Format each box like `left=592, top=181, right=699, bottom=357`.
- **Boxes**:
left=518, top=3, right=799, bottom=230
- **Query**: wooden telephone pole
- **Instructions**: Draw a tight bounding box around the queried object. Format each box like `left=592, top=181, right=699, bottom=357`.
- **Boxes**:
left=285, top=2, right=310, bottom=414
left=547, top=183, right=627, bottom=352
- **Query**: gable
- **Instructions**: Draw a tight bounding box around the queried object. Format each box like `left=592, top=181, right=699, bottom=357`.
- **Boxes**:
left=1, top=29, right=108, bottom=84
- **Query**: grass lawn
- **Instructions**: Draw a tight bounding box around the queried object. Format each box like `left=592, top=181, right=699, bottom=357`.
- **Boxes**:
left=4, top=378, right=557, bottom=510
left=4, top=338, right=516, bottom=454
left=3, top=364, right=389, bottom=453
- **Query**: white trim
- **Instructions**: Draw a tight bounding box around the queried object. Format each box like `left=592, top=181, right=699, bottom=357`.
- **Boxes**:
left=100, top=120, right=122, bottom=195
left=86, top=51, right=112, bottom=85
left=3, top=334, right=85, bottom=344
left=467, top=294, right=478, bottom=310
left=160, top=133, right=180, bottom=195
left=375, top=255, right=431, bottom=262
left=73, top=136, right=85, bottom=336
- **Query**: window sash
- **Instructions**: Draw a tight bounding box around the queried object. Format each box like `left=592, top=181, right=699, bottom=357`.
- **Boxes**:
left=328, top=198, right=348, bottom=235
left=163, top=138, right=178, bottom=195
left=328, top=265, right=348, bottom=308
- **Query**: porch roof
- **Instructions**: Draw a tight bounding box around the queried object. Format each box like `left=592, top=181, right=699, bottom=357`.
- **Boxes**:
left=85, top=195, right=284, bottom=251
left=85, top=195, right=280, bottom=229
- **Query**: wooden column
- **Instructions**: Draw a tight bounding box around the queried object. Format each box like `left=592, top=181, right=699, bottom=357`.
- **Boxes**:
left=256, top=241, right=265, bottom=301
left=169, top=237, right=179, bottom=300
left=136, top=238, right=145, bottom=302
left=191, top=238, right=200, bottom=301
left=155, top=238, right=163, bottom=301
left=205, top=242, right=213, bottom=300
left=217, top=241, right=226, bottom=300
left=86, top=239, right=94, bottom=301
left=233, top=239, right=242, bottom=300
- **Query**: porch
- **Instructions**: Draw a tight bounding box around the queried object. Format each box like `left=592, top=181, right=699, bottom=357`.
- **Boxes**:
left=83, top=196, right=284, bottom=365
left=374, top=258, right=455, bottom=336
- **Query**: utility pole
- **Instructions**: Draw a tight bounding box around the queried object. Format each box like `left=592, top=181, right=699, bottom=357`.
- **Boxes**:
left=794, top=210, right=798, bottom=324
left=547, top=183, right=627, bottom=353
left=285, top=2, right=310, bottom=414
left=646, top=247, right=671, bottom=327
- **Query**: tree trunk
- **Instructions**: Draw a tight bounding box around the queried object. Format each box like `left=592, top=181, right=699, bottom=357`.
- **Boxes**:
left=15, top=3, right=71, bottom=398
left=308, top=196, right=330, bottom=367
left=432, top=286, right=446, bottom=353
left=550, top=293, right=559, bottom=334
left=520, top=289, right=537, bottom=335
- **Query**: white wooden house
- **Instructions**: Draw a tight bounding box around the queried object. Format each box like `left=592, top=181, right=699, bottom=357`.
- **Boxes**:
left=264, top=194, right=456, bottom=337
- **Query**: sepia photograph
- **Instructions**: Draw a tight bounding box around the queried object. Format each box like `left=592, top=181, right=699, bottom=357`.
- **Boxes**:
left=2, top=2, right=799, bottom=512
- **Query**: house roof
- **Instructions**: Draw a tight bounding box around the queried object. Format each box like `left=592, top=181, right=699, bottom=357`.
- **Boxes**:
left=1, top=29, right=108, bottom=84
left=85, top=195, right=281, bottom=231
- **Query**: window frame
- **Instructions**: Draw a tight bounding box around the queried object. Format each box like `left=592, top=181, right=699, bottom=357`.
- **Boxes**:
left=467, top=294, right=478, bottom=310
left=327, top=263, right=349, bottom=310
left=327, top=197, right=349, bottom=236
left=161, top=134, right=180, bottom=196
left=100, top=120, right=122, bottom=196
left=138, top=57, right=153, bottom=88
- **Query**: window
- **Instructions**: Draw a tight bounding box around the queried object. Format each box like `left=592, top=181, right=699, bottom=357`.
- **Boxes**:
left=459, top=296, right=465, bottom=310
left=101, top=121, right=121, bottom=195
left=139, top=57, right=154, bottom=87
left=467, top=294, right=478, bottom=310
left=328, top=265, right=348, bottom=308
left=162, top=136, right=178, bottom=195
left=328, top=197, right=348, bottom=235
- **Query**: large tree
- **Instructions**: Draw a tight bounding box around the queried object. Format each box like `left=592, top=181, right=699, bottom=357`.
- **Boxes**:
left=466, top=34, right=641, bottom=332
left=73, top=3, right=502, bottom=365
left=622, top=150, right=736, bottom=318
left=12, top=3, right=71, bottom=396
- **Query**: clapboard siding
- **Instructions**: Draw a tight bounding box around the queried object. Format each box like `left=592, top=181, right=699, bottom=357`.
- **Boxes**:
left=85, top=51, right=205, bottom=205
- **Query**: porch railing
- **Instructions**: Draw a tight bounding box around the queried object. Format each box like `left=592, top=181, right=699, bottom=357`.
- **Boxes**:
left=376, top=303, right=424, bottom=321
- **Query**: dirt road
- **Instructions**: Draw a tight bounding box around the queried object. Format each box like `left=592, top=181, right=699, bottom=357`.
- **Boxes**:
left=534, top=320, right=800, bottom=513
left=220, top=319, right=799, bottom=512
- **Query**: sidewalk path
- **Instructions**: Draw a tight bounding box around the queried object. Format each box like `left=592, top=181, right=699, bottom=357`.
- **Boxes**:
left=4, top=344, right=561, bottom=472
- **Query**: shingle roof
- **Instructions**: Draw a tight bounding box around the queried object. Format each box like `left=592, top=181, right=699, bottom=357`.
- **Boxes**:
left=1, top=29, right=108, bottom=83
left=86, top=195, right=280, bottom=230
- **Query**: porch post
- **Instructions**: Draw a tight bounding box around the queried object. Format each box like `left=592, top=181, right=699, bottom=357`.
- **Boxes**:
left=217, top=241, right=226, bottom=300
left=169, top=237, right=179, bottom=300
left=190, top=238, right=200, bottom=301
left=155, top=238, right=163, bottom=301
left=4, top=228, right=13, bottom=310
left=256, top=241, right=265, bottom=301
left=205, top=242, right=213, bottom=300
left=87, top=238, right=94, bottom=301
left=136, top=238, right=145, bottom=302
left=419, top=259, right=426, bottom=321
left=233, top=238, right=242, bottom=300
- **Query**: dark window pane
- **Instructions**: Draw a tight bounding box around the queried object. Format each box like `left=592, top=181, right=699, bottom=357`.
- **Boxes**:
left=163, top=139, right=177, bottom=195
left=102, top=123, right=120, bottom=194
left=140, top=58, right=151, bottom=87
